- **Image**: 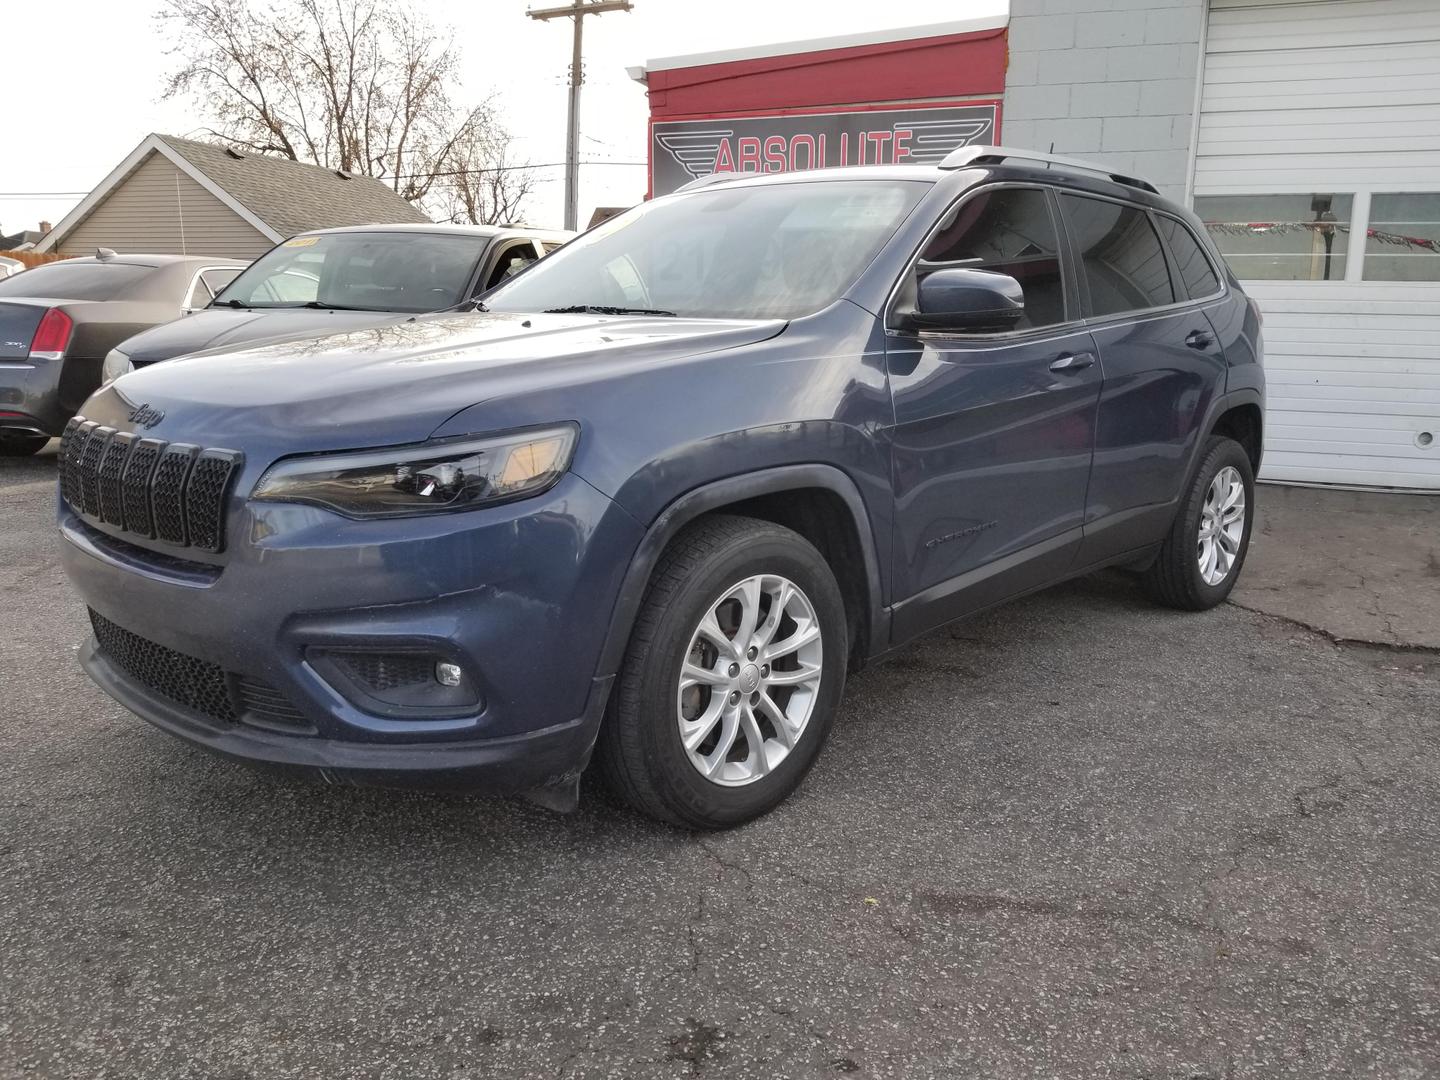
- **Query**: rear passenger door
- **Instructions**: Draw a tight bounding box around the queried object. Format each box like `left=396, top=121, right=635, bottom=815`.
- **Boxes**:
left=886, top=185, right=1102, bottom=640
left=1057, top=192, right=1229, bottom=565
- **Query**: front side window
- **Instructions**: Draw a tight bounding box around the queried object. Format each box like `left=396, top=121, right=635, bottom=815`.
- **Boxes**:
left=484, top=180, right=928, bottom=320
left=1061, top=194, right=1174, bottom=317
left=1194, top=194, right=1352, bottom=281
left=484, top=241, right=539, bottom=290
left=1155, top=216, right=1221, bottom=299
left=918, top=187, right=1066, bottom=329
left=0, top=261, right=150, bottom=301
left=1364, top=193, right=1440, bottom=282
left=186, top=275, right=212, bottom=310
left=214, top=232, right=486, bottom=313
left=201, top=268, right=241, bottom=296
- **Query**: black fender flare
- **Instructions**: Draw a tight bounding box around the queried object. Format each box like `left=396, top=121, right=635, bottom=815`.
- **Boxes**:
left=594, top=463, right=889, bottom=678
left=1200, top=385, right=1264, bottom=466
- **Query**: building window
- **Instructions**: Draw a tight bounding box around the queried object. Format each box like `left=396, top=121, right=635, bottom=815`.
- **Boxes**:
left=1195, top=194, right=1352, bottom=281
left=1363, top=194, right=1440, bottom=282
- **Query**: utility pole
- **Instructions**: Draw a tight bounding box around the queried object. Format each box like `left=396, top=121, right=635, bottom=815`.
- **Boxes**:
left=527, top=0, right=634, bottom=231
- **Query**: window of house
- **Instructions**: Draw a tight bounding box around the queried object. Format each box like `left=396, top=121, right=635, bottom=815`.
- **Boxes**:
left=918, top=186, right=1067, bottom=330
left=1363, top=193, right=1440, bottom=282
left=1155, top=215, right=1221, bottom=299
left=1060, top=194, right=1175, bottom=316
left=1194, top=194, right=1352, bottom=281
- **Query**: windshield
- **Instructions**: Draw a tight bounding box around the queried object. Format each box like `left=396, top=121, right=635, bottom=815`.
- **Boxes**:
left=484, top=180, right=928, bottom=320
left=214, top=232, right=486, bottom=313
left=0, top=261, right=151, bottom=301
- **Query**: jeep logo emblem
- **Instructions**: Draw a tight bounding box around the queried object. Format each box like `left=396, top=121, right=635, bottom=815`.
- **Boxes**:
left=128, top=403, right=165, bottom=429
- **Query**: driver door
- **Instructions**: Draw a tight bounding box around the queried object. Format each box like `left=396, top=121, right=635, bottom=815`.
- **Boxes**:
left=885, top=184, right=1102, bottom=640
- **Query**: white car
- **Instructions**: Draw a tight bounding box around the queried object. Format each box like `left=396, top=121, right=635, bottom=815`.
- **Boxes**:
left=0, top=256, right=25, bottom=279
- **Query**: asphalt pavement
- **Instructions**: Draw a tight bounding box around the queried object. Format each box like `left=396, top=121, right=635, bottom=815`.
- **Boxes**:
left=2, top=444, right=1437, bottom=1079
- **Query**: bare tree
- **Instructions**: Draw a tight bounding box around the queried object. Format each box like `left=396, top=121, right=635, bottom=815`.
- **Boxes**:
left=439, top=135, right=538, bottom=227
left=158, top=0, right=533, bottom=219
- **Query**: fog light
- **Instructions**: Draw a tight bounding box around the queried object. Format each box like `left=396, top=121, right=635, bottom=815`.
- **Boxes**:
left=306, top=647, right=482, bottom=719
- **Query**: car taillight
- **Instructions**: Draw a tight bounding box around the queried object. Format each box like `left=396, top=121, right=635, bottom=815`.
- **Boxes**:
left=29, top=308, right=74, bottom=360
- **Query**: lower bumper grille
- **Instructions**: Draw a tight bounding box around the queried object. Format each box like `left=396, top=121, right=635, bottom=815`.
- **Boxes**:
left=90, top=609, right=234, bottom=723
left=88, top=610, right=311, bottom=733
left=235, top=677, right=312, bottom=732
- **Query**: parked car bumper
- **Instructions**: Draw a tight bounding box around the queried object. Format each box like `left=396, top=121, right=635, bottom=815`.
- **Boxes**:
left=58, top=473, right=643, bottom=794
left=0, top=358, right=66, bottom=437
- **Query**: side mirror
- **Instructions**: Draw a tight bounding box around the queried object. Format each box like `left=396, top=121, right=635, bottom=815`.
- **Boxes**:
left=896, top=267, right=1025, bottom=332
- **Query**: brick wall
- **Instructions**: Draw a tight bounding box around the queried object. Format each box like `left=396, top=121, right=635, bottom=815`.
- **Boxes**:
left=1001, top=0, right=1206, bottom=201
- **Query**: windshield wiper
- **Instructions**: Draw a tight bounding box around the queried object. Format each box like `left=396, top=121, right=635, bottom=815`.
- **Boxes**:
left=301, top=300, right=369, bottom=311
left=214, top=298, right=252, bottom=309
left=542, top=304, right=677, bottom=317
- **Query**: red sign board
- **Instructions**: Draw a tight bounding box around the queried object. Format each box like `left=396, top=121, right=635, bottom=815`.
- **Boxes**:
left=649, top=101, right=1000, bottom=196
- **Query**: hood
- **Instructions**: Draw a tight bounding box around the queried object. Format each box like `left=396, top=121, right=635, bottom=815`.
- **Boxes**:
left=86, top=310, right=785, bottom=452
left=119, top=307, right=410, bottom=364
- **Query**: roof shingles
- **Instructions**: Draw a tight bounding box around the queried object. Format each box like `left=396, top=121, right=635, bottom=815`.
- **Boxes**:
left=158, top=134, right=431, bottom=238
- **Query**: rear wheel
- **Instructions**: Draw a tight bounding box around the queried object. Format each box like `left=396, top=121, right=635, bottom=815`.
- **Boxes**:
left=1142, top=435, right=1255, bottom=610
left=0, top=433, right=49, bottom=457
left=596, top=515, right=847, bottom=829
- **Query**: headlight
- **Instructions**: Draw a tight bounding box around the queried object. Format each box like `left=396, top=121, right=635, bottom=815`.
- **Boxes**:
left=101, top=348, right=133, bottom=385
left=251, top=425, right=578, bottom=518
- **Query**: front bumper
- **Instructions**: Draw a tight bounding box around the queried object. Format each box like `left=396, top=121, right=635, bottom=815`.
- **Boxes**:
left=82, top=635, right=613, bottom=793
left=59, top=472, right=643, bottom=793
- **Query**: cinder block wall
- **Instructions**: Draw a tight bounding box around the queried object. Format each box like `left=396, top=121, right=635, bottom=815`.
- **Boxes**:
left=1001, top=0, right=1207, bottom=202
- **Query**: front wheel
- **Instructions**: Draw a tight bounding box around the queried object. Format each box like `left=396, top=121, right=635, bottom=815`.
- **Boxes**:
left=1142, top=435, right=1255, bottom=610
left=596, top=515, right=848, bottom=829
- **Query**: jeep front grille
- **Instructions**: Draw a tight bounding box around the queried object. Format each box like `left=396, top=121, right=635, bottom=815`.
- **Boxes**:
left=58, top=417, right=241, bottom=553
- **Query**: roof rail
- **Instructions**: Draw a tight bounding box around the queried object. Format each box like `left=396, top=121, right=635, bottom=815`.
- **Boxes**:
left=674, top=171, right=742, bottom=194
left=938, top=144, right=1160, bottom=195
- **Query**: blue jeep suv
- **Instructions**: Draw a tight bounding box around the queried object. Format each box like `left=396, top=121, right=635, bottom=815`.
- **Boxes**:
left=56, top=146, right=1263, bottom=829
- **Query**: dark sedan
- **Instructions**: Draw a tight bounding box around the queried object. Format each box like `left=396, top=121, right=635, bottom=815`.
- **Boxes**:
left=102, top=224, right=573, bottom=383
left=0, top=252, right=245, bottom=455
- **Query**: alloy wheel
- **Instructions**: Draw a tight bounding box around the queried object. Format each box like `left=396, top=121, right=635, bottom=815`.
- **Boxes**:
left=1197, top=465, right=1245, bottom=586
left=675, top=573, right=824, bottom=786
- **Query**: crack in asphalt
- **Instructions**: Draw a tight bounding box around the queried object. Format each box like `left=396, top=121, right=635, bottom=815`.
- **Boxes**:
left=1226, top=598, right=1440, bottom=655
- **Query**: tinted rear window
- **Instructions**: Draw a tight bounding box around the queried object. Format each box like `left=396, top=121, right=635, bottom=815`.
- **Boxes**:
left=1155, top=216, right=1221, bottom=299
left=1060, top=194, right=1175, bottom=317
left=0, top=261, right=152, bottom=301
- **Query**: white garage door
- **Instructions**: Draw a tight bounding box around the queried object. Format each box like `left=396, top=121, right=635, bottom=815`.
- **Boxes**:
left=1194, top=0, right=1440, bottom=489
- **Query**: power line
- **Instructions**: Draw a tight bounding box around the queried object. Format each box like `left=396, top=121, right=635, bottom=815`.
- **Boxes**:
left=0, top=159, right=645, bottom=199
left=527, top=0, right=636, bottom=231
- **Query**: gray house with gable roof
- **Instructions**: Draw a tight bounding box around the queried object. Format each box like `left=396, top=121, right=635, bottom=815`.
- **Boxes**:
left=37, top=134, right=430, bottom=260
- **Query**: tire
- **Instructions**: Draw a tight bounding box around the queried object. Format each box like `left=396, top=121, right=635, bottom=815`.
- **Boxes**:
left=1142, top=435, right=1255, bottom=611
left=0, top=433, right=49, bottom=457
left=596, top=514, right=848, bottom=829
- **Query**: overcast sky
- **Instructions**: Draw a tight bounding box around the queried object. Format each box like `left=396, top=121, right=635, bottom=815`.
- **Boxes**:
left=0, top=0, right=1005, bottom=239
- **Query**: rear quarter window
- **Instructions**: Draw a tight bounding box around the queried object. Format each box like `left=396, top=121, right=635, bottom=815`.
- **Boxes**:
left=1155, top=216, right=1221, bottom=299
left=0, top=262, right=152, bottom=301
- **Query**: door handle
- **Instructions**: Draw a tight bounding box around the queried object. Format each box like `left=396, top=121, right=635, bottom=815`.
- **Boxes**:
left=1049, top=351, right=1095, bottom=373
left=1185, top=329, right=1214, bottom=349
